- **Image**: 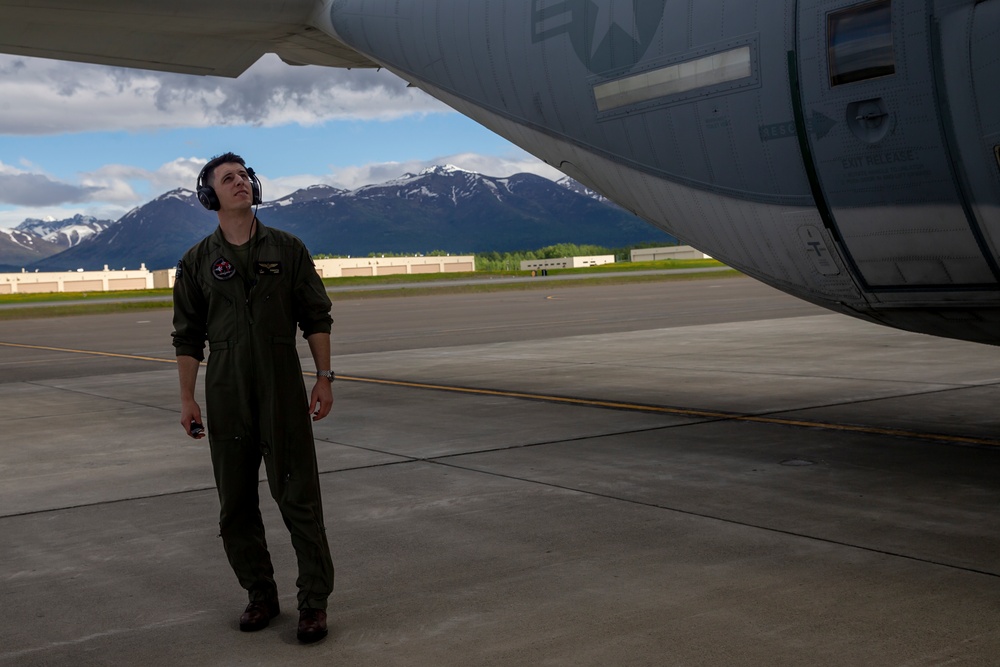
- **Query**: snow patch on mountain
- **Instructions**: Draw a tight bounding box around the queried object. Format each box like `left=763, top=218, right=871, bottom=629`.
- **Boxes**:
left=15, top=214, right=115, bottom=248
left=555, top=176, right=609, bottom=202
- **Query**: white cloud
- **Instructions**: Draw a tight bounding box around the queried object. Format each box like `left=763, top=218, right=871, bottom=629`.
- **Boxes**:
left=0, top=53, right=449, bottom=134
left=0, top=161, right=101, bottom=206
left=270, top=152, right=565, bottom=194
left=0, top=152, right=565, bottom=229
left=0, top=53, right=567, bottom=228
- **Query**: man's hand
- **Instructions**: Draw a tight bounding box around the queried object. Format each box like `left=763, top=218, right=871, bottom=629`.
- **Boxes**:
left=177, top=355, right=205, bottom=439
left=181, top=400, right=206, bottom=439
left=309, top=378, right=334, bottom=421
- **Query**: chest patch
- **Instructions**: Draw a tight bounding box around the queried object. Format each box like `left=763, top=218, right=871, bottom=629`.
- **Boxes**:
left=211, top=257, right=236, bottom=281
left=255, top=261, right=282, bottom=275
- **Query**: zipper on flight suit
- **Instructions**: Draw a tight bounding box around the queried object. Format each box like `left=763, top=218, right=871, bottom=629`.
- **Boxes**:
left=241, top=236, right=260, bottom=450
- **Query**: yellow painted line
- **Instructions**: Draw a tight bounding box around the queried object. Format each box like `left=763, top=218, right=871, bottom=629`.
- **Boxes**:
left=3, top=339, right=998, bottom=449
left=0, top=340, right=178, bottom=365
left=336, top=375, right=1000, bottom=449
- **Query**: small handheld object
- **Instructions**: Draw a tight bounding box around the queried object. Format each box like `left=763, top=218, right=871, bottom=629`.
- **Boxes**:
left=190, top=420, right=205, bottom=437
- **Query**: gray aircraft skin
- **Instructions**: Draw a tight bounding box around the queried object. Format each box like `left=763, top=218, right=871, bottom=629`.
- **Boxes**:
left=1, top=0, right=997, bottom=344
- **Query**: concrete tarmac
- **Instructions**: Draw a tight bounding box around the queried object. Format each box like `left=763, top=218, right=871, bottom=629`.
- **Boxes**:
left=1, top=276, right=999, bottom=666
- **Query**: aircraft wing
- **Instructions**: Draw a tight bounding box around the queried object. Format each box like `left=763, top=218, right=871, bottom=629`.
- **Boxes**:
left=0, top=0, right=374, bottom=76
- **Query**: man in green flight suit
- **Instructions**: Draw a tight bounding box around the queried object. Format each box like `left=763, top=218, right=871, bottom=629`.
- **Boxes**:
left=172, top=152, right=335, bottom=644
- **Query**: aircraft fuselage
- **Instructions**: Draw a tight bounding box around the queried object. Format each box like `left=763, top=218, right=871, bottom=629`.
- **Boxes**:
left=320, top=0, right=1000, bottom=345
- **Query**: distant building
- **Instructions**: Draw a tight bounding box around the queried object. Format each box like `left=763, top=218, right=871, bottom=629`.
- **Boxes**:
left=0, top=265, right=153, bottom=295
left=0, top=256, right=476, bottom=294
left=313, top=255, right=474, bottom=278
left=520, top=255, right=615, bottom=271
left=630, top=245, right=711, bottom=261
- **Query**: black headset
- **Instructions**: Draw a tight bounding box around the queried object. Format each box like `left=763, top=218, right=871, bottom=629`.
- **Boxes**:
left=196, top=163, right=262, bottom=211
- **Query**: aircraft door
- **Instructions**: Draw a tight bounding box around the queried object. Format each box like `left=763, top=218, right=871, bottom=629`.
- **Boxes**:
left=795, top=0, right=997, bottom=290
left=966, top=0, right=1000, bottom=263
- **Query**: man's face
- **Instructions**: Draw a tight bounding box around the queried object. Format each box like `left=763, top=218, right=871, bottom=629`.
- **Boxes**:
left=211, top=162, right=254, bottom=211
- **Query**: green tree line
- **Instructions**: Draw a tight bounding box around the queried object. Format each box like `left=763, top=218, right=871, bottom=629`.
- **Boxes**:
left=474, top=242, right=673, bottom=271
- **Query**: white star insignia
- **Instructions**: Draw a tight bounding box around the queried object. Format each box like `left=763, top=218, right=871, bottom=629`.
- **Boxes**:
left=591, top=0, right=640, bottom=55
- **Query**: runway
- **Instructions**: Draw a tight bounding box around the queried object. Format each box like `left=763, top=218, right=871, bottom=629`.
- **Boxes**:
left=1, top=276, right=999, bottom=665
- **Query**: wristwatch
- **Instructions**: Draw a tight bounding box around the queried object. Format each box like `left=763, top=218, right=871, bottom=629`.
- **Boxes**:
left=316, top=370, right=335, bottom=381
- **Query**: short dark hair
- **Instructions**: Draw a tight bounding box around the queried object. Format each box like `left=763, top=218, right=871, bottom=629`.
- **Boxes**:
left=200, top=152, right=248, bottom=187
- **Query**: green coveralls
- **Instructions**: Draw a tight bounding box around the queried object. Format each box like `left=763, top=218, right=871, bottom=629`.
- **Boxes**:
left=172, top=222, right=335, bottom=611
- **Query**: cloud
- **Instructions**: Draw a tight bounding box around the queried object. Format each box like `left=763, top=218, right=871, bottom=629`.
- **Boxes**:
left=67, top=153, right=563, bottom=206
left=269, top=152, right=565, bottom=194
left=0, top=152, right=566, bottom=228
left=0, top=52, right=571, bottom=227
left=0, top=160, right=177, bottom=209
left=0, top=171, right=101, bottom=206
left=0, top=54, right=450, bottom=134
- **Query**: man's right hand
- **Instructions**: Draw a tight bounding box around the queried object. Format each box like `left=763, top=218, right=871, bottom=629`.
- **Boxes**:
left=181, top=401, right=206, bottom=439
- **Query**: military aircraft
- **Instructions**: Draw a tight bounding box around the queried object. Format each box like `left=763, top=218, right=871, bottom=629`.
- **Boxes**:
left=1, top=0, right=997, bottom=344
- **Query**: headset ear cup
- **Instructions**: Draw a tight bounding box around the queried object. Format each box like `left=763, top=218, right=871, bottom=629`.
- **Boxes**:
left=196, top=165, right=220, bottom=210
left=197, top=186, right=220, bottom=211
left=248, top=167, right=262, bottom=205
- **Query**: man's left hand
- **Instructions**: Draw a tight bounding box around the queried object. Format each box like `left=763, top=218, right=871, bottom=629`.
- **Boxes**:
left=308, top=379, right=334, bottom=421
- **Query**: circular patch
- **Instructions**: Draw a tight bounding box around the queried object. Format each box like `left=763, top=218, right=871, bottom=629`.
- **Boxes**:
left=212, top=256, right=236, bottom=281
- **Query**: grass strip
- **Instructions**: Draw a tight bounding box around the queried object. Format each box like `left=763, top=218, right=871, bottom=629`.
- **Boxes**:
left=0, top=288, right=173, bottom=304
left=327, top=268, right=739, bottom=300
left=0, top=267, right=740, bottom=320
left=0, top=300, right=177, bottom=320
left=320, top=259, right=725, bottom=287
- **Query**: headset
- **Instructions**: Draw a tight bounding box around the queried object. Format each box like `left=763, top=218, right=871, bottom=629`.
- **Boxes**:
left=196, top=162, right=262, bottom=211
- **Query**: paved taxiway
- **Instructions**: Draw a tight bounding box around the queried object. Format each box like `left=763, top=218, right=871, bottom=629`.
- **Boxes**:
left=1, top=276, right=999, bottom=665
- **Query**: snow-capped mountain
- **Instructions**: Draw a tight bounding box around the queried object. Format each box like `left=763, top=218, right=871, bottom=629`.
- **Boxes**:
left=0, top=227, right=62, bottom=270
left=7, top=168, right=674, bottom=272
left=15, top=214, right=114, bottom=247
left=255, top=167, right=672, bottom=259
left=29, top=189, right=216, bottom=272
left=555, top=176, right=611, bottom=203
left=349, top=165, right=554, bottom=205
left=0, top=215, right=116, bottom=270
left=270, top=184, right=348, bottom=207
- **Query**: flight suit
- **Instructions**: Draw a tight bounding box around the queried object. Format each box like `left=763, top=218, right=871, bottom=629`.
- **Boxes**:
left=172, top=221, right=335, bottom=611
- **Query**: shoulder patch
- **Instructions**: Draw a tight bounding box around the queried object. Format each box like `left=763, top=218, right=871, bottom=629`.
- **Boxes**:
left=175, top=260, right=183, bottom=280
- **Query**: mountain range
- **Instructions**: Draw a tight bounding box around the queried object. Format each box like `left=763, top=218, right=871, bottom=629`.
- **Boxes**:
left=0, top=215, right=114, bottom=270
left=0, top=166, right=674, bottom=272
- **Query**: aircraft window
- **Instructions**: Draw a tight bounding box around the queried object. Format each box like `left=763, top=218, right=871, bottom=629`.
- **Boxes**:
left=828, top=0, right=895, bottom=86
left=593, top=46, right=752, bottom=112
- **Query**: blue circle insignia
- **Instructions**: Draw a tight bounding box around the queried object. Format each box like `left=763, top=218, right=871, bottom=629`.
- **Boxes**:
left=531, top=0, right=668, bottom=75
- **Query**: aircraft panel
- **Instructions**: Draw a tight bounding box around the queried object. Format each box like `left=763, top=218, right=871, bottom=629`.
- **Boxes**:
left=796, top=0, right=999, bottom=290
left=420, top=76, right=862, bottom=302
left=933, top=6, right=1000, bottom=276
left=967, top=0, right=1000, bottom=257
left=659, top=0, right=691, bottom=48
left=972, top=1, right=1000, bottom=140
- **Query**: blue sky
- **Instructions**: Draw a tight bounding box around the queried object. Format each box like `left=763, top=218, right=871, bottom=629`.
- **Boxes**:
left=0, top=53, right=560, bottom=229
